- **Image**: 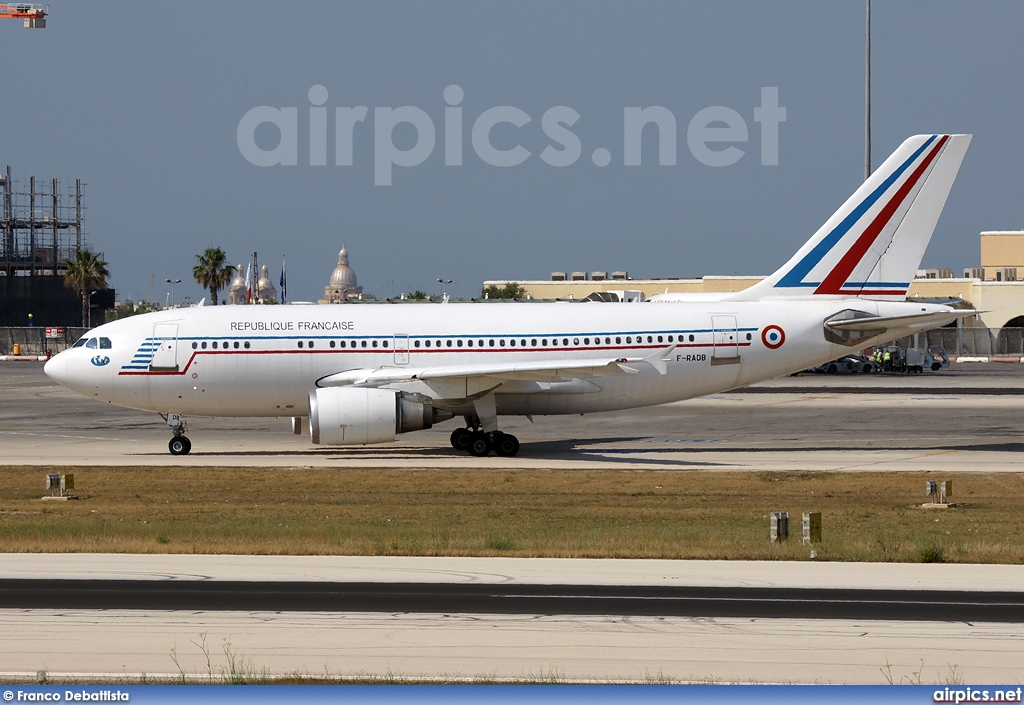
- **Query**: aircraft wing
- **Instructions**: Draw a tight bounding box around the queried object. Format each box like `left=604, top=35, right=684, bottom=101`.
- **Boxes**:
left=317, top=345, right=676, bottom=388
left=824, top=309, right=978, bottom=334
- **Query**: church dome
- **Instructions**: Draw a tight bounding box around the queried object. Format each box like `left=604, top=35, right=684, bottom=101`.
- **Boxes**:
left=257, top=263, right=277, bottom=302
left=227, top=263, right=246, bottom=305
left=329, top=246, right=358, bottom=289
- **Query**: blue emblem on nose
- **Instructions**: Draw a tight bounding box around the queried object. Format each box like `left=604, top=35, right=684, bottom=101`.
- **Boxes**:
left=91, top=355, right=110, bottom=367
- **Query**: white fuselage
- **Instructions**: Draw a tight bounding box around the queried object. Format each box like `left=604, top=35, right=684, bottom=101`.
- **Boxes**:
left=44, top=298, right=956, bottom=420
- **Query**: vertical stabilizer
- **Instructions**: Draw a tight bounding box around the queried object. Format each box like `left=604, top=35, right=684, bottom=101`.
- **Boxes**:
left=731, top=134, right=971, bottom=301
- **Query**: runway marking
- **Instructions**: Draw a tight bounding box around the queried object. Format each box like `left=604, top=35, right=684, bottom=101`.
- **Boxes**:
left=0, top=430, right=138, bottom=442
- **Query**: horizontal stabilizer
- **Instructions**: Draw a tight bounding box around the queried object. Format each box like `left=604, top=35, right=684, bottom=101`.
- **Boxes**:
left=825, top=309, right=977, bottom=334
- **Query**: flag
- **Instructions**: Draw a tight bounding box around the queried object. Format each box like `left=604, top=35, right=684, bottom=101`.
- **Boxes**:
left=279, top=257, right=287, bottom=304
left=244, top=262, right=252, bottom=304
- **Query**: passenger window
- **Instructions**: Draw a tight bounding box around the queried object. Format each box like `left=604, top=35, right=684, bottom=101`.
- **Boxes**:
left=244, top=341, right=250, bottom=349
left=72, top=337, right=88, bottom=348
left=583, top=338, right=590, bottom=345
left=542, top=339, right=548, bottom=346
left=361, top=341, right=367, bottom=348
left=383, top=341, right=388, bottom=348
left=615, top=337, right=621, bottom=344
left=573, top=338, right=579, bottom=345
left=668, top=335, right=673, bottom=343
left=510, top=339, right=516, bottom=347
left=457, top=340, right=463, bottom=347
left=446, top=340, right=452, bottom=348
left=191, top=342, right=198, bottom=350
left=414, top=340, right=421, bottom=348
left=689, top=334, right=695, bottom=342
left=521, top=339, right=526, bottom=347
left=99, top=337, right=112, bottom=349
left=605, top=337, right=611, bottom=344
left=467, top=340, right=473, bottom=347
left=213, top=342, right=219, bottom=349
left=478, top=340, right=484, bottom=347
left=500, top=340, right=506, bottom=347
left=340, top=340, right=346, bottom=348
left=425, top=340, right=431, bottom=348
left=647, top=336, right=653, bottom=343
left=489, top=339, right=495, bottom=347
left=233, top=341, right=240, bottom=349
left=531, top=339, right=537, bottom=346
left=86, top=338, right=98, bottom=349
left=626, top=336, right=632, bottom=344
left=562, top=338, right=568, bottom=346
left=371, top=340, right=377, bottom=348
left=201, top=342, right=208, bottom=349
left=297, top=341, right=303, bottom=348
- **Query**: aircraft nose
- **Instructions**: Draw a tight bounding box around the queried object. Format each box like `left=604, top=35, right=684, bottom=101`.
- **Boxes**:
left=43, top=353, right=68, bottom=385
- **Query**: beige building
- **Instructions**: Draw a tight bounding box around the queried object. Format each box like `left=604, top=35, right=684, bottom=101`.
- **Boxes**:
left=486, top=231, right=1024, bottom=331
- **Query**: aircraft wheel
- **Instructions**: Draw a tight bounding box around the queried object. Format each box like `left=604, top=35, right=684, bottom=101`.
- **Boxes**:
left=493, top=433, right=520, bottom=457
left=168, top=436, right=191, bottom=455
left=450, top=427, right=471, bottom=450
left=932, top=362, right=942, bottom=371
left=467, top=432, right=491, bottom=457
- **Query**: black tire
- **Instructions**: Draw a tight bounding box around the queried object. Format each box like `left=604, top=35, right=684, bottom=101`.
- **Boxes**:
left=467, top=432, right=491, bottom=457
left=450, top=427, right=471, bottom=450
left=932, top=362, right=942, bottom=371
left=826, top=363, right=838, bottom=374
left=168, top=436, right=191, bottom=455
left=494, top=433, right=520, bottom=457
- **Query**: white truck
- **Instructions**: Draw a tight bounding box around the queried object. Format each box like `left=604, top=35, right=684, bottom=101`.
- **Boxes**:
left=904, top=346, right=950, bottom=372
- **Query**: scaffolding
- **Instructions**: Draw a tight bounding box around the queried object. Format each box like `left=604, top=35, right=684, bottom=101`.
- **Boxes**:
left=1, top=166, right=83, bottom=277
left=0, top=167, right=92, bottom=326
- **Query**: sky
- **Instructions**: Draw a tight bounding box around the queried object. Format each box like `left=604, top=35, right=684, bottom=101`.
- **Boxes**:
left=2, top=1, right=1023, bottom=304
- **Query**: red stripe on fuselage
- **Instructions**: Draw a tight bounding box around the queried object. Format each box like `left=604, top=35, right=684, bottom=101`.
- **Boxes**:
left=815, top=135, right=949, bottom=295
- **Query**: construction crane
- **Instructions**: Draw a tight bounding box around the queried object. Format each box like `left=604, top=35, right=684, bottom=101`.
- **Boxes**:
left=0, top=3, right=46, bottom=28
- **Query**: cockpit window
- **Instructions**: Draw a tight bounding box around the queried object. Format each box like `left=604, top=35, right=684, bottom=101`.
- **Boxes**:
left=99, top=337, right=112, bottom=349
left=72, top=337, right=89, bottom=348
left=85, top=338, right=99, bottom=349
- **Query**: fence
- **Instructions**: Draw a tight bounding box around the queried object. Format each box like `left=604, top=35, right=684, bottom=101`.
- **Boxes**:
left=879, top=327, right=1024, bottom=357
left=0, top=327, right=89, bottom=355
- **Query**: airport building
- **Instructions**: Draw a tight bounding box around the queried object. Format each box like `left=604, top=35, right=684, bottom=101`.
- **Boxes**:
left=485, top=230, right=1024, bottom=332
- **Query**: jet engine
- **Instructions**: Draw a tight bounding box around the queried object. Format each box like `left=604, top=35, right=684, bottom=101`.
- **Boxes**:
left=308, top=387, right=452, bottom=445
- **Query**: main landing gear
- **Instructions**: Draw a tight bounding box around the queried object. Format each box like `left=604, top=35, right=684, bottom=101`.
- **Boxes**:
left=450, top=426, right=520, bottom=457
left=165, top=413, right=192, bottom=455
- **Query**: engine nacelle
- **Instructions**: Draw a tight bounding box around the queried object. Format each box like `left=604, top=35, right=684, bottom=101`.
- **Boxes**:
left=308, top=387, right=451, bottom=445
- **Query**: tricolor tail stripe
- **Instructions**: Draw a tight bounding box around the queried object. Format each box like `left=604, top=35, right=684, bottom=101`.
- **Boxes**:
left=814, top=135, right=950, bottom=296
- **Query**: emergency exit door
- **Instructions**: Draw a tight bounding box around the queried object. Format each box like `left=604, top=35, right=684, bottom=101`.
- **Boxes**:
left=393, top=334, right=410, bottom=365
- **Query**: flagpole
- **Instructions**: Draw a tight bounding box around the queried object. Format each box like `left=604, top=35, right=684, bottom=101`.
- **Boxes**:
left=280, top=256, right=287, bottom=304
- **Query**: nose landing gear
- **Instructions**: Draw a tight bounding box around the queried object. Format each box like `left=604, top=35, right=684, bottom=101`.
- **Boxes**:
left=164, top=413, right=192, bottom=455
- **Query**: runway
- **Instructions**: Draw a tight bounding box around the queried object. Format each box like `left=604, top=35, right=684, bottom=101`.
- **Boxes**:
left=1, top=555, right=1023, bottom=683
left=3, top=363, right=1024, bottom=683
left=4, top=362, right=1024, bottom=471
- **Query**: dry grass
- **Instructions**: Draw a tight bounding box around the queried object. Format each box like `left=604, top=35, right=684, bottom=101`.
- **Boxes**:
left=1, top=466, right=1023, bottom=562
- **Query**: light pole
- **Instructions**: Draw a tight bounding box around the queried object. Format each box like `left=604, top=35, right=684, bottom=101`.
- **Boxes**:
left=436, top=278, right=452, bottom=302
left=165, top=278, right=181, bottom=308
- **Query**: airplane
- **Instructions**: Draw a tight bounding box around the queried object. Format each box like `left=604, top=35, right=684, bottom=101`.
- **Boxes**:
left=45, top=134, right=973, bottom=458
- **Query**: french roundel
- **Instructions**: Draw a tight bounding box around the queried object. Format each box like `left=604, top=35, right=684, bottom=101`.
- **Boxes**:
left=761, top=325, right=785, bottom=349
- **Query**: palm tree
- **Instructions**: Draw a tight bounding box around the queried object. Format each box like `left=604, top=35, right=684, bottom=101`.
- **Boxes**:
left=63, top=250, right=110, bottom=327
left=192, top=247, right=234, bottom=306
